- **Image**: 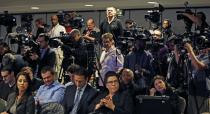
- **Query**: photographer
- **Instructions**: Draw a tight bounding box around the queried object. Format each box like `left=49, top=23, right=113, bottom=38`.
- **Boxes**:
left=166, top=39, right=189, bottom=98
left=83, top=18, right=100, bottom=43
left=35, top=18, right=48, bottom=40
left=182, top=12, right=209, bottom=34
left=184, top=43, right=210, bottom=114
left=66, top=29, right=88, bottom=68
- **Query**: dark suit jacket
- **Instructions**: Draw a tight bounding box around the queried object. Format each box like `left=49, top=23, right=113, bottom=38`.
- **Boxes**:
left=37, top=48, right=56, bottom=78
left=89, top=90, right=134, bottom=114
left=6, top=92, right=35, bottom=114
left=62, top=84, right=98, bottom=114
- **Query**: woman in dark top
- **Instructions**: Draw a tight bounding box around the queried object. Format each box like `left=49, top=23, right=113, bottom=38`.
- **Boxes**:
left=0, top=72, right=35, bottom=114
left=89, top=71, right=133, bottom=114
left=149, top=75, right=185, bottom=114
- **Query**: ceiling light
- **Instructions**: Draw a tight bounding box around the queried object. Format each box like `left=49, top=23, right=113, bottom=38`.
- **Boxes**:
left=84, top=4, right=94, bottom=7
left=31, top=6, right=40, bottom=10
left=147, top=1, right=158, bottom=4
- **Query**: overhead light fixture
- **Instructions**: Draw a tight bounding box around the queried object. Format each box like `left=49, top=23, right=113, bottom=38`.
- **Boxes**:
left=31, top=6, right=40, bottom=10
left=84, top=4, right=94, bottom=7
left=147, top=1, right=158, bottom=4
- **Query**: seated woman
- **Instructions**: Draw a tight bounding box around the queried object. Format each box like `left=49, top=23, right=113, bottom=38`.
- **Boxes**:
left=89, top=71, right=133, bottom=114
left=149, top=75, right=186, bottom=114
left=0, top=72, right=35, bottom=114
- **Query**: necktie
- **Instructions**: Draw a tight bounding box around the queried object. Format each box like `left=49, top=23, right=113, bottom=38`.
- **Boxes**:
left=70, top=89, right=82, bottom=114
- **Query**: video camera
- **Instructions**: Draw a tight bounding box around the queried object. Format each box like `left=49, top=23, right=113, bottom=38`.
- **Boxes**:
left=176, top=2, right=194, bottom=33
left=57, top=11, right=84, bottom=29
left=145, top=2, right=164, bottom=24
left=0, top=11, right=17, bottom=27
left=21, top=14, right=33, bottom=32
left=145, top=11, right=160, bottom=24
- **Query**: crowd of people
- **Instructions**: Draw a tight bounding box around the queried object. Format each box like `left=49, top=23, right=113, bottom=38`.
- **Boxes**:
left=0, top=6, right=210, bottom=114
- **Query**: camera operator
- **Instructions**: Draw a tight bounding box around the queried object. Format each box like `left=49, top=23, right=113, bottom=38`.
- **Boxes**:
left=35, top=18, right=48, bottom=40
left=124, top=37, right=154, bottom=92
left=28, top=33, right=56, bottom=79
left=166, top=39, right=189, bottom=99
left=0, top=42, right=16, bottom=74
left=184, top=43, right=210, bottom=114
left=100, top=7, right=123, bottom=46
left=83, top=18, right=100, bottom=43
left=182, top=11, right=209, bottom=34
left=48, top=15, right=66, bottom=38
left=124, top=19, right=135, bottom=31
left=67, top=29, right=88, bottom=68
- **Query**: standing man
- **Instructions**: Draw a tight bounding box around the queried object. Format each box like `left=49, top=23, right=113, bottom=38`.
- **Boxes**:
left=29, top=33, right=56, bottom=79
left=98, top=33, right=124, bottom=89
left=100, top=7, right=123, bottom=46
left=35, top=18, right=47, bottom=40
left=83, top=18, right=100, bottom=43
left=162, top=19, right=173, bottom=42
left=62, top=67, right=97, bottom=114
left=48, top=15, right=66, bottom=38
left=185, top=43, right=210, bottom=114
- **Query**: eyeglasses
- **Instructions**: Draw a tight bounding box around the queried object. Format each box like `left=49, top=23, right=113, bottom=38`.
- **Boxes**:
left=106, top=80, right=118, bottom=84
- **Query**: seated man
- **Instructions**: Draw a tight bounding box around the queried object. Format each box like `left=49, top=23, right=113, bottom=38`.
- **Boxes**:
left=62, top=67, right=98, bottom=114
left=0, top=66, right=16, bottom=101
left=35, top=66, right=65, bottom=105
left=119, top=68, right=144, bottom=97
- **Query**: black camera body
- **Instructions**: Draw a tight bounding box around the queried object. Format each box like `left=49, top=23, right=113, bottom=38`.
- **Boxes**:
left=145, top=11, right=160, bottom=24
left=0, top=11, right=16, bottom=30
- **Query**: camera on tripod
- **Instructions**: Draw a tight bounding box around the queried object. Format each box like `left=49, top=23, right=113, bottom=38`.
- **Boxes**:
left=195, top=34, right=210, bottom=49
left=168, top=35, right=191, bottom=54
left=144, top=2, right=164, bottom=24
left=57, top=11, right=84, bottom=29
left=145, top=11, right=160, bottom=24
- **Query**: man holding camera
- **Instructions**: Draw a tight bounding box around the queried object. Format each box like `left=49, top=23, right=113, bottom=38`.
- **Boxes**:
left=185, top=43, right=210, bottom=114
left=68, top=29, right=88, bottom=68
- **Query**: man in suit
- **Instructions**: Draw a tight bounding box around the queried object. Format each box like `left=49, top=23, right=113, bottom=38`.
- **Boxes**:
left=29, top=33, right=56, bottom=79
left=62, top=67, right=98, bottom=114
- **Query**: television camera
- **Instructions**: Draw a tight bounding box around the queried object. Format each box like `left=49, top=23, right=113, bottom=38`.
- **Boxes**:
left=0, top=11, right=17, bottom=33
left=145, top=2, right=164, bottom=24
left=57, top=11, right=84, bottom=29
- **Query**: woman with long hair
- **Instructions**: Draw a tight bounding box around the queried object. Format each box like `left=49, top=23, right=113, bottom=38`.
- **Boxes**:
left=1, top=72, right=35, bottom=114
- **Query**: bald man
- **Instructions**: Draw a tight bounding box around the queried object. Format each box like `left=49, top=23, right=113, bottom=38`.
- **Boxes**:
left=48, top=15, right=66, bottom=38
left=83, top=18, right=100, bottom=42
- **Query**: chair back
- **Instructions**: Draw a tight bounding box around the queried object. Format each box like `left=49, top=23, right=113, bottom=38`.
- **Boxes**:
left=38, top=102, right=64, bottom=114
